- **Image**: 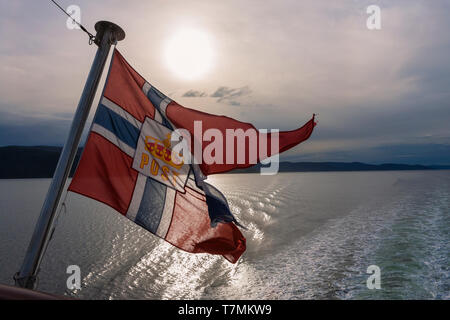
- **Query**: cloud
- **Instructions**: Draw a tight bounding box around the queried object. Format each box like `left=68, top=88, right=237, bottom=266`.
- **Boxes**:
left=1, top=0, right=450, bottom=165
left=0, top=109, right=90, bottom=146
left=182, top=90, right=208, bottom=97
left=211, top=86, right=251, bottom=105
left=181, top=86, right=252, bottom=106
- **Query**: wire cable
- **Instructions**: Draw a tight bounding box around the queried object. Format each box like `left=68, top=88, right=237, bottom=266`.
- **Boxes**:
left=49, top=0, right=95, bottom=44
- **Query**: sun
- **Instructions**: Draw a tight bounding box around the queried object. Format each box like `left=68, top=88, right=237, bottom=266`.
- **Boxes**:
left=165, top=28, right=214, bottom=80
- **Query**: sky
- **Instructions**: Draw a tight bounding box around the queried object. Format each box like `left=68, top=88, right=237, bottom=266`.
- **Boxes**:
left=0, top=0, right=449, bottom=165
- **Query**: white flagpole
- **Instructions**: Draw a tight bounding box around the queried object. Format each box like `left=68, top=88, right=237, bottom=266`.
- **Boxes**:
left=15, top=21, right=125, bottom=289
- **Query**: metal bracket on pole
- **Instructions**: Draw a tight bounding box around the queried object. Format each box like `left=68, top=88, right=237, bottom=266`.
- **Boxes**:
left=14, top=21, right=125, bottom=290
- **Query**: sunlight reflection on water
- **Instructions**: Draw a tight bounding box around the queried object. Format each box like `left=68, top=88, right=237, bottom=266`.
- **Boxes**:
left=0, top=171, right=448, bottom=299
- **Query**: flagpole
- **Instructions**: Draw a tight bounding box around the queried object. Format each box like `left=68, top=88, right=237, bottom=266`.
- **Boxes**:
left=14, top=21, right=125, bottom=290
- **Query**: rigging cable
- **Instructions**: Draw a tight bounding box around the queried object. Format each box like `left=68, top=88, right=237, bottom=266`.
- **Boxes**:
left=49, top=0, right=95, bottom=44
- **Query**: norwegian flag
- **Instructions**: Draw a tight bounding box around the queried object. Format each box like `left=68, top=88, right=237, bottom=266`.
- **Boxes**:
left=69, top=50, right=315, bottom=263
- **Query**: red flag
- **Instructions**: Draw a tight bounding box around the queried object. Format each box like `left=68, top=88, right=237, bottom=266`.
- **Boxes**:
left=69, top=50, right=246, bottom=263
left=69, top=49, right=315, bottom=263
left=166, top=104, right=316, bottom=175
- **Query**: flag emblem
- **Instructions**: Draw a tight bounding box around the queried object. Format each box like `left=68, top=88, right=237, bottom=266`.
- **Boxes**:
left=132, top=117, right=189, bottom=192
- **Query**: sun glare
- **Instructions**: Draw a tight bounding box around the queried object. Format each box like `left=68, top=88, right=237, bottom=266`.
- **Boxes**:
left=165, top=28, right=213, bottom=80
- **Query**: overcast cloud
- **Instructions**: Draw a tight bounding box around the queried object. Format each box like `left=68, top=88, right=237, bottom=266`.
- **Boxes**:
left=0, top=0, right=449, bottom=164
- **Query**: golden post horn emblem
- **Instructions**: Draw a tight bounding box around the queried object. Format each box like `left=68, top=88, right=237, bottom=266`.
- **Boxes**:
left=144, top=133, right=184, bottom=169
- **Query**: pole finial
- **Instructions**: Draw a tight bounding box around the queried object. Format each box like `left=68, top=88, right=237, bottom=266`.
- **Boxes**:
left=94, top=21, right=125, bottom=46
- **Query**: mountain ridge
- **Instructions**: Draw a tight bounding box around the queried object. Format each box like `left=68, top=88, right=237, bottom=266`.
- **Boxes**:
left=0, top=146, right=448, bottom=179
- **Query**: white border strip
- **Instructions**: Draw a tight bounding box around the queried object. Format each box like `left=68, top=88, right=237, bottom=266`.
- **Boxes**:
left=141, top=82, right=175, bottom=125
left=156, top=187, right=176, bottom=238
left=91, top=123, right=135, bottom=157
left=142, top=82, right=151, bottom=96
left=142, top=82, right=164, bottom=123
left=126, top=173, right=147, bottom=221
left=101, top=97, right=142, bottom=129
left=160, top=97, right=172, bottom=114
left=153, top=109, right=163, bottom=123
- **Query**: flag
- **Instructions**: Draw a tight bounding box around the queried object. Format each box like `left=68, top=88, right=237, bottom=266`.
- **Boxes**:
left=165, top=100, right=316, bottom=176
left=69, top=49, right=315, bottom=263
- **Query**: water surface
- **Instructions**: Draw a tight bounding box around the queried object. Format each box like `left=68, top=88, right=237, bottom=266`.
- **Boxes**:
left=0, top=171, right=448, bottom=299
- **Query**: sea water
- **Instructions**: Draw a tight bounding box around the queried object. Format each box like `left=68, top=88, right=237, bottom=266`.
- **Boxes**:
left=0, top=171, right=448, bottom=299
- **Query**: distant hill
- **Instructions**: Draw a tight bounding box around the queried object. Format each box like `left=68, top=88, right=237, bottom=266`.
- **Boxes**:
left=232, top=161, right=432, bottom=173
left=0, top=146, right=444, bottom=179
left=428, top=165, right=450, bottom=170
left=0, top=146, right=82, bottom=179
